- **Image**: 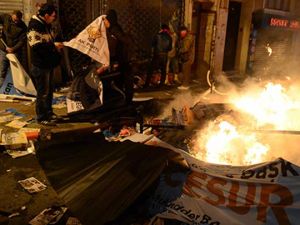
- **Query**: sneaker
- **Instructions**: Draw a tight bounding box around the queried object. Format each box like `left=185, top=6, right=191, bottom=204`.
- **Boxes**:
left=177, top=86, right=189, bottom=90
left=49, top=113, right=63, bottom=121
left=38, top=120, right=56, bottom=126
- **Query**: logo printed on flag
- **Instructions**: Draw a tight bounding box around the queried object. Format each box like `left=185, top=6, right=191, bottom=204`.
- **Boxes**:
left=64, top=15, right=110, bottom=66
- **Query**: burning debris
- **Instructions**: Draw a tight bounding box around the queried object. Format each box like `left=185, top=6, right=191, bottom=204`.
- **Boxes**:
left=156, top=79, right=300, bottom=167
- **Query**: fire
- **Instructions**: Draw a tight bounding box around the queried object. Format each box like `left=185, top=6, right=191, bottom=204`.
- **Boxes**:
left=231, top=82, right=300, bottom=130
left=194, top=121, right=269, bottom=166
left=193, top=82, right=300, bottom=166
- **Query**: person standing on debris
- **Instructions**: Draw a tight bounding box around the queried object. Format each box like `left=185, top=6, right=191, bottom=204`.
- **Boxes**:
left=177, top=26, right=195, bottom=90
left=103, top=9, right=133, bottom=105
left=27, top=3, right=64, bottom=125
left=0, top=10, right=27, bottom=88
left=144, top=24, right=172, bottom=88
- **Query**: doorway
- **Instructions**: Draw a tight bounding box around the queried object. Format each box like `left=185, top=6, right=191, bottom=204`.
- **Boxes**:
left=222, top=1, right=241, bottom=71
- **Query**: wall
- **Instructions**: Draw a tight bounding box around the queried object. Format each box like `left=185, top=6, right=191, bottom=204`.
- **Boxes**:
left=235, top=0, right=254, bottom=75
left=214, top=0, right=229, bottom=76
left=23, top=0, right=46, bottom=24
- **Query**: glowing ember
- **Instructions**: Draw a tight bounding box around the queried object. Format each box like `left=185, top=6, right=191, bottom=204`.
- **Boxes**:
left=194, top=121, right=269, bottom=166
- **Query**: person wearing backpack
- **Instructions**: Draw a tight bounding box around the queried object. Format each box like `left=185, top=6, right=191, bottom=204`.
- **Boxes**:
left=144, top=24, right=172, bottom=88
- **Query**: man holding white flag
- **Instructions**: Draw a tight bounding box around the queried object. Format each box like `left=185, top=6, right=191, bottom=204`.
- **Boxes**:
left=65, top=9, right=133, bottom=109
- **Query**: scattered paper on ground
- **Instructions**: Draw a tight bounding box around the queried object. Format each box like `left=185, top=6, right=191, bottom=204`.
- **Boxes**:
left=18, top=177, right=47, bottom=193
left=29, top=207, right=67, bottom=225
left=1, top=132, right=28, bottom=145
left=6, top=140, right=35, bottom=158
left=6, top=120, right=28, bottom=129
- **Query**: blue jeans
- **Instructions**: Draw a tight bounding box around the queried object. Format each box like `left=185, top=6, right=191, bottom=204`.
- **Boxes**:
left=0, top=50, right=9, bottom=87
left=31, top=65, right=54, bottom=121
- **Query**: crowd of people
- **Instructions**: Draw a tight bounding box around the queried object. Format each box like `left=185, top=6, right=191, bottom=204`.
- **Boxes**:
left=0, top=3, right=195, bottom=125
left=145, top=24, right=195, bottom=90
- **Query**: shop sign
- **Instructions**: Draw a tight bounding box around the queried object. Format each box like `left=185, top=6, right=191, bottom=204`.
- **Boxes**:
left=269, top=17, right=300, bottom=30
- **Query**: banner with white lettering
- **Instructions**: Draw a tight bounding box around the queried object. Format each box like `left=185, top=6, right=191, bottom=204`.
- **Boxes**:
left=64, top=15, right=109, bottom=66
left=146, top=137, right=300, bottom=225
left=1, top=54, right=36, bottom=96
left=0, top=69, right=20, bottom=95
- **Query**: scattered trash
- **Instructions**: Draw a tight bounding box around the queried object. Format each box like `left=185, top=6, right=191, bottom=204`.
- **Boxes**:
left=8, top=212, right=20, bottom=218
left=52, top=95, right=67, bottom=109
left=1, top=132, right=28, bottom=148
left=66, top=217, right=82, bottom=225
left=120, top=133, right=154, bottom=143
left=19, top=128, right=40, bottom=140
left=6, top=140, right=35, bottom=158
left=0, top=108, right=25, bottom=123
left=5, top=120, right=28, bottom=129
left=29, top=206, right=67, bottom=225
left=0, top=94, right=35, bottom=102
left=18, top=177, right=47, bottom=193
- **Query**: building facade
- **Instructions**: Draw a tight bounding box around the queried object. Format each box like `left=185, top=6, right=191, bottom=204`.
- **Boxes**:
left=185, top=0, right=300, bottom=83
left=2, top=0, right=299, bottom=81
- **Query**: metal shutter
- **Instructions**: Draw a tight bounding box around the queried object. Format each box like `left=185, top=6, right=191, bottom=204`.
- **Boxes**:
left=0, top=0, right=24, bottom=14
left=253, top=29, right=292, bottom=75
left=59, top=0, right=183, bottom=74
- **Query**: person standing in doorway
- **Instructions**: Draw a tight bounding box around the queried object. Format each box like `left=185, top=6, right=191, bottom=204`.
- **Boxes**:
left=103, top=9, right=133, bottom=104
left=27, top=3, right=63, bottom=125
left=144, top=24, right=172, bottom=88
left=177, top=26, right=195, bottom=90
left=0, top=10, right=27, bottom=87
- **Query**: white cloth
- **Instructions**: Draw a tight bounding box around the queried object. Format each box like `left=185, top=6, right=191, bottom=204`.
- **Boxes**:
left=2, top=54, right=37, bottom=96
left=64, top=15, right=110, bottom=66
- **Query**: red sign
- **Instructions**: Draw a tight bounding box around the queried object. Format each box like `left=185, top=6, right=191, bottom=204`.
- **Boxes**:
left=269, top=17, right=300, bottom=30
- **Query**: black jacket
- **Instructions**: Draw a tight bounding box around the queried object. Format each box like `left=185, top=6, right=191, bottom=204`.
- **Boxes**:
left=27, top=15, right=61, bottom=69
left=107, top=23, right=131, bottom=64
left=0, top=13, right=27, bottom=53
left=152, top=30, right=172, bottom=56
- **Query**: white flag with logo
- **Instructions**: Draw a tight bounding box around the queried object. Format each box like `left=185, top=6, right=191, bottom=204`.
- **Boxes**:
left=64, top=15, right=110, bottom=66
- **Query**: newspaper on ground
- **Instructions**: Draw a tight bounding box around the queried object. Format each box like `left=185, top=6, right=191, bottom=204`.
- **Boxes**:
left=5, top=120, right=28, bottom=129
left=120, top=133, right=154, bottom=143
left=0, top=115, right=23, bottom=123
left=29, top=206, right=67, bottom=225
left=1, top=132, right=28, bottom=146
left=18, top=177, right=47, bottom=193
left=6, top=140, right=35, bottom=158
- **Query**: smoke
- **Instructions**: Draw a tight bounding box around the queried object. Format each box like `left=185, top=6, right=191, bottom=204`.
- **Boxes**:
left=159, top=69, right=300, bottom=166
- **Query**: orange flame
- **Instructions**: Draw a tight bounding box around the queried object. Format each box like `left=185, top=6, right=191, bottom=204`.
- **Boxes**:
left=194, top=121, right=269, bottom=166
left=231, top=82, right=300, bottom=130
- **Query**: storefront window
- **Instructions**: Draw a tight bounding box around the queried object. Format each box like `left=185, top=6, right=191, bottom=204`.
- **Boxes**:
left=264, top=0, right=290, bottom=11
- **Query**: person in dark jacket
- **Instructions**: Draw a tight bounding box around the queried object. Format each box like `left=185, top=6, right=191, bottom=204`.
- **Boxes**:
left=103, top=9, right=133, bottom=104
left=27, top=3, right=64, bottom=125
left=0, top=10, right=27, bottom=87
left=144, top=24, right=172, bottom=88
